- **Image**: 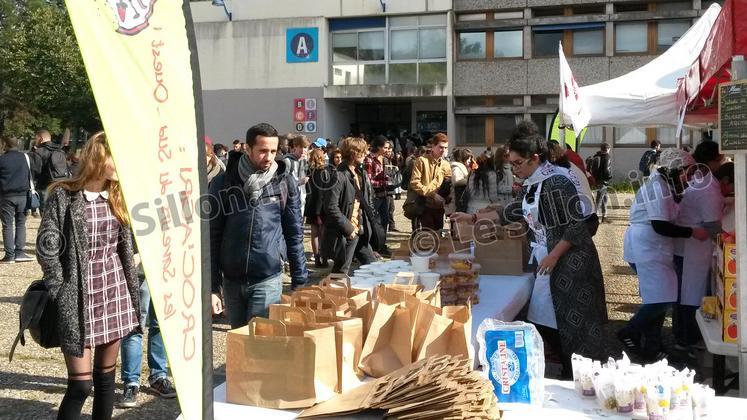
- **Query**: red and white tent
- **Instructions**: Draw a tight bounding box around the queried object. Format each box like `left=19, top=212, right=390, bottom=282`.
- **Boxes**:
left=565, top=0, right=747, bottom=129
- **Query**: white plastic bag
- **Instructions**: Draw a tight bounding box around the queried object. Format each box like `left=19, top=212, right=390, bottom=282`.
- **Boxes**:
left=476, top=319, right=544, bottom=406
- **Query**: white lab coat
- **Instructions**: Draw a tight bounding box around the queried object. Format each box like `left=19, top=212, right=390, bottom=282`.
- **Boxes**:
left=623, top=172, right=680, bottom=304
left=674, top=171, right=724, bottom=306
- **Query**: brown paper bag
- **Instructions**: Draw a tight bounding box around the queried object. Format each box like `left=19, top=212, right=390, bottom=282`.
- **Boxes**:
left=415, top=304, right=473, bottom=361
left=226, top=318, right=337, bottom=409
left=268, top=306, right=365, bottom=393
left=358, top=301, right=412, bottom=378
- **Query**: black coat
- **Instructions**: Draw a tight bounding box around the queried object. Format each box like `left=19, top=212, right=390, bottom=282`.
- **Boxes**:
left=304, top=166, right=335, bottom=219
left=321, top=165, right=384, bottom=260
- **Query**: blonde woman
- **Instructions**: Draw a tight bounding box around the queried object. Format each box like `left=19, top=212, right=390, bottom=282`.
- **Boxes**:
left=38, top=132, right=139, bottom=420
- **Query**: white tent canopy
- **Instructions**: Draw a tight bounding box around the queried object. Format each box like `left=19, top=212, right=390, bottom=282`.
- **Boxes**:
left=577, top=4, right=721, bottom=127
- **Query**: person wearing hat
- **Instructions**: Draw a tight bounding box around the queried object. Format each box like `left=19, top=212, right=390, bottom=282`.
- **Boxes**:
left=619, top=148, right=709, bottom=362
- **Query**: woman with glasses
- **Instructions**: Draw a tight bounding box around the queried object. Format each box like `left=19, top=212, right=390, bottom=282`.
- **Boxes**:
left=451, top=133, right=607, bottom=377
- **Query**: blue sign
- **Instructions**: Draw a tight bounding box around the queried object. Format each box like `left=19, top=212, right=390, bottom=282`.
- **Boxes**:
left=286, top=28, right=318, bottom=63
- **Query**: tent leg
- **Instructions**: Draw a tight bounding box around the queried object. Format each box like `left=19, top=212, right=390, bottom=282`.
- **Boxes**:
left=735, top=152, right=747, bottom=397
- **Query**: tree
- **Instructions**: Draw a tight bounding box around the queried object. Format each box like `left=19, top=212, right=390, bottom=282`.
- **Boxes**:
left=0, top=0, right=99, bottom=140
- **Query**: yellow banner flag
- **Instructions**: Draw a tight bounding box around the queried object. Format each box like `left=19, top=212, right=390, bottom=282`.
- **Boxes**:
left=64, top=1, right=210, bottom=419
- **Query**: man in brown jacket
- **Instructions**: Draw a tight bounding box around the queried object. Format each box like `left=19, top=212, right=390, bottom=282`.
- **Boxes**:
left=407, top=133, right=452, bottom=230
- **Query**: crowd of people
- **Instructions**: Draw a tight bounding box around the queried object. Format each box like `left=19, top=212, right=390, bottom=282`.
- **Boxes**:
left=0, top=121, right=737, bottom=418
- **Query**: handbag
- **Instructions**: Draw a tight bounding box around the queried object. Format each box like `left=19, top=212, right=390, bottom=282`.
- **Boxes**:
left=402, top=192, right=426, bottom=220
left=9, top=280, right=60, bottom=362
left=24, top=154, right=40, bottom=211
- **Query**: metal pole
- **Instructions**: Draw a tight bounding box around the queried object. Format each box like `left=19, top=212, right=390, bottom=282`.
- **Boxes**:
left=730, top=55, right=747, bottom=397
left=558, top=42, right=566, bottom=151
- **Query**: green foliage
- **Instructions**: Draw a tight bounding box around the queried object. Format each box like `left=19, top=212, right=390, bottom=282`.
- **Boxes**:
left=0, top=0, right=99, bottom=139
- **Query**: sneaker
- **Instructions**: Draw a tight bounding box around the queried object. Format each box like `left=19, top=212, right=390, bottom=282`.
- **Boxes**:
left=14, top=254, right=34, bottom=263
left=117, top=384, right=139, bottom=408
left=150, top=377, right=177, bottom=398
left=0, top=256, right=15, bottom=264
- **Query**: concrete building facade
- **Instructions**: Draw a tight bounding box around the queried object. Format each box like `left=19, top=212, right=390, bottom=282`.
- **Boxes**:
left=191, top=0, right=719, bottom=180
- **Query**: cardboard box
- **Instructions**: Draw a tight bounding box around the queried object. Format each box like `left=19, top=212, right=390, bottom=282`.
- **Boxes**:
left=716, top=235, right=737, bottom=278
left=715, top=272, right=737, bottom=312
left=473, top=237, right=528, bottom=276
left=722, top=309, right=738, bottom=344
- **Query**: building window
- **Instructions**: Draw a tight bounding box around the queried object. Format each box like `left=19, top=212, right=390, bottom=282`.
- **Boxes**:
left=614, top=127, right=647, bottom=145
left=657, top=20, right=690, bottom=52
left=332, top=33, right=357, bottom=61
left=358, top=31, right=385, bottom=60
left=615, top=22, right=648, bottom=53
left=419, top=28, right=446, bottom=59
left=458, top=32, right=486, bottom=59
left=456, top=116, right=487, bottom=145
left=390, top=30, right=418, bottom=59
left=572, top=29, right=604, bottom=55
left=533, top=30, right=563, bottom=57
left=493, top=114, right=523, bottom=144
left=494, top=30, right=523, bottom=58
left=656, top=127, right=679, bottom=144
left=331, top=15, right=446, bottom=86
left=533, top=7, right=565, bottom=17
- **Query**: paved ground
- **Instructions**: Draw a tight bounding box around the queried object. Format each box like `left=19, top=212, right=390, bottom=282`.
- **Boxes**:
left=0, top=191, right=721, bottom=419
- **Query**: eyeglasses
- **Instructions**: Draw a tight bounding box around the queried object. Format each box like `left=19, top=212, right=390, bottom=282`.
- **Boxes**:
left=510, top=158, right=526, bottom=168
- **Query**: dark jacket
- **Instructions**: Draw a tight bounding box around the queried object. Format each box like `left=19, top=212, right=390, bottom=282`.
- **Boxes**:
left=304, top=165, right=336, bottom=220
left=31, top=141, right=69, bottom=188
left=209, top=152, right=307, bottom=292
left=321, top=164, right=384, bottom=260
left=0, top=149, right=31, bottom=197
left=504, top=174, right=608, bottom=360
left=38, top=187, right=140, bottom=357
left=591, top=151, right=612, bottom=184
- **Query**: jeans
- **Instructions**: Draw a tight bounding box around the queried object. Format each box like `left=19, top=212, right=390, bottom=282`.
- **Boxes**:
left=595, top=185, right=608, bottom=217
left=120, top=280, right=168, bottom=386
left=223, top=274, right=283, bottom=329
left=1, top=195, right=27, bottom=259
left=374, top=196, right=389, bottom=233
left=621, top=263, right=670, bottom=354
left=387, top=195, right=396, bottom=230
left=672, top=255, right=702, bottom=346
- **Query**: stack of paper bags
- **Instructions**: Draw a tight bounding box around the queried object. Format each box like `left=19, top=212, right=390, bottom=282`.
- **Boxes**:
left=298, top=355, right=501, bottom=419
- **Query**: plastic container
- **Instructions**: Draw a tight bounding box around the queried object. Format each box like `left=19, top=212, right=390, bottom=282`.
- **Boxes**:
left=476, top=320, right=545, bottom=406
left=410, top=255, right=432, bottom=273
left=418, top=272, right=440, bottom=290
left=448, top=253, right=475, bottom=271
left=395, top=271, right=416, bottom=285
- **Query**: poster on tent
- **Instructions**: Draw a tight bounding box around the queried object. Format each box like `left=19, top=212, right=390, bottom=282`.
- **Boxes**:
left=63, top=1, right=211, bottom=419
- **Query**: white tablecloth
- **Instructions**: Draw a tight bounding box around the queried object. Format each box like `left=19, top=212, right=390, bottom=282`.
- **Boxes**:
left=195, top=378, right=747, bottom=419
left=503, top=379, right=747, bottom=419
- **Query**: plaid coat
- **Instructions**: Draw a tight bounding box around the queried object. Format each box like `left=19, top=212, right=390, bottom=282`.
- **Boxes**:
left=37, top=187, right=140, bottom=357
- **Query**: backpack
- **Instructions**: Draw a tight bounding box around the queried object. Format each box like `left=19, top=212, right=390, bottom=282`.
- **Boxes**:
left=385, top=164, right=402, bottom=191
left=41, top=148, right=70, bottom=186
left=638, top=150, right=656, bottom=176
left=9, top=280, right=60, bottom=362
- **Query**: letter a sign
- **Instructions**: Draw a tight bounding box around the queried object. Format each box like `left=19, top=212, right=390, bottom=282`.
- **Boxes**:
left=287, top=28, right=318, bottom=63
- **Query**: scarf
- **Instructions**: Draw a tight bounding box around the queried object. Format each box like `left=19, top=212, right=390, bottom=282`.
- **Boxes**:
left=523, top=160, right=589, bottom=215
left=237, top=154, right=278, bottom=201
left=207, top=158, right=225, bottom=185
